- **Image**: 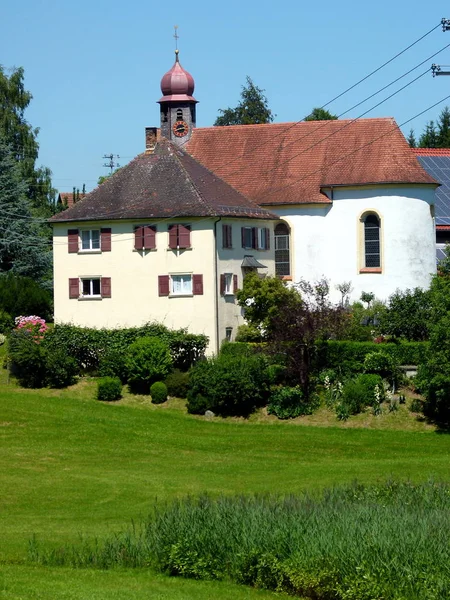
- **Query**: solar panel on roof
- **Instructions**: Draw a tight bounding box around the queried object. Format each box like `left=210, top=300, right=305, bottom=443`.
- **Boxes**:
left=417, top=155, right=450, bottom=225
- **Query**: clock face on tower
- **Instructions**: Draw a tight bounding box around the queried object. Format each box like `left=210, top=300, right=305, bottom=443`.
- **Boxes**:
left=173, top=120, right=189, bottom=138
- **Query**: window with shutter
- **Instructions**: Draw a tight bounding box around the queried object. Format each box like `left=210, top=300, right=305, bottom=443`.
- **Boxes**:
left=241, top=227, right=253, bottom=249
left=222, top=224, right=232, bottom=249
left=69, top=278, right=79, bottom=298
left=135, top=225, right=156, bottom=250
left=81, top=230, right=100, bottom=251
left=101, top=277, right=111, bottom=298
left=101, top=228, right=111, bottom=252
left=193, top=274, right=203, bottom=295
left=158, top=275, right=170, bottom=296
left=168, top=224, right=191, bottom=249
left=221, top=273, right=233, bottom=295
left=233, top=274, right=238, bottom=293
left=68, top=229, right=79, bottom=253
left=134, top=226, right=144, bottom=250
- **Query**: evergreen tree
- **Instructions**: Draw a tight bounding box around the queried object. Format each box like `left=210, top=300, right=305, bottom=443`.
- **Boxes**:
left=304, top=107, right=338, bottom=121
left=406, top=128, right=417, bottom=148
left=419, top=121, right=438, bottom=148
left=214, top=77, right=274, bottom=126
left=0, top=137, right=51, bottom=281
left=0, top=66, right=56, bottom=216
left=437, top=106, right=450, bottom=148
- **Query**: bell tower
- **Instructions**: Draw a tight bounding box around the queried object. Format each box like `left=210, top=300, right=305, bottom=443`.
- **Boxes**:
left=158, top=49, right=198, bottom=146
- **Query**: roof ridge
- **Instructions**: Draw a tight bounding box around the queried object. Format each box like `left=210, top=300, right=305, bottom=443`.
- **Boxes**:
left=195, top=117, right=396, bottom=132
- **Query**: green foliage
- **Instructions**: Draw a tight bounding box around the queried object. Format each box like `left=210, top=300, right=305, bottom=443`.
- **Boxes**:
left=339, top=301, right=377, bottom=341
left=360, top=291, right=375, bottom=307
left=8, top=330, right=47, bottom=388
left=0, top=273, right=52, bottom=321
left=406, top=128, right=417, bottom=147
left=97, top=377, right=123, bottom=402
left=126, top=337, right=172, bottom=393
left=150, top=381, right=168, bottom=404
left=214, top=76, right=274, bottom=126
left=379, top=287, right=431, bottom=341
left=355, top=373, right=384, bottom=405
left=187, top=354, right=269, bottom=417
left=164, top=369, right=190, bottom=398
left=364, top=351, right=398, bottom=380
left=39, top=482, right=450, bottom=599
left=304, top=107, right=338, bottom=121
left=45, top=348, right=78, bottom=388
left=236, top=271, right=302, bottom=338
left=419, top=106, right=450, bottom=148
left=0, top=310, right=13, bottom=333
left=98, top=350, right=128, bottom=383
left=235, top=324, right=263, bottom=342
left=316, top=340, right=428, bottom=376
left=268, top=386, right=318, bottom=419
left=219, top=341, right=260, bottom=358
left=44, top=323, right=207, bottom=373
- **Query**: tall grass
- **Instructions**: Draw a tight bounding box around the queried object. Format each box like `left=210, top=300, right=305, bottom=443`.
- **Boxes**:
left=30, top=480, right=450, bottom=599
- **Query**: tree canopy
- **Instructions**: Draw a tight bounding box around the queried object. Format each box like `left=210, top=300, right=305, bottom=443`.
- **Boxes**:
left=408, top=106, right=450, bottom=148
left=304, top=107, right=338, bottom=121
left=214, top=77, right=274, bottom=126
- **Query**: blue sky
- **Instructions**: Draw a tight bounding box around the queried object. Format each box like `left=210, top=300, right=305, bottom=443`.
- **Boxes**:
left=2, top=0, right=450, bottom=193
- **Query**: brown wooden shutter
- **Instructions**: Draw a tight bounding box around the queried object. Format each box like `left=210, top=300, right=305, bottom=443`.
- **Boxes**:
left=265, top=227, right=270, bottom=250
left=233, top=274, right=238, bottom=293
left=168, top=225, right=178, bottom=249
left=223, top=224, right=232, bottom=248
left=101, top=277, right=111, bottom=298
left=220, top=274, right=225, bottom=295
left=158, top=275, right=170, bottom=296
left=69, top=278, right=79, bottom=298
left=68, top=229, right=79, bottom=253
left=193, top=274, right=203, bottom=295
left=252, top=227, right=258, bottom=249
left=178, top=224, right=191, bottom=248
left=143, top=225, right=156, bottom=249
left=241, top=227, right=246, bottom=248
left=134, top=226, right=143, bottom=250
left=101, top=228, right=112, bottom=252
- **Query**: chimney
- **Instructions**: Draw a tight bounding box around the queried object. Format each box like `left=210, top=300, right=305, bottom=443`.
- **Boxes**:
left=145, top=127, right=158, bottom=153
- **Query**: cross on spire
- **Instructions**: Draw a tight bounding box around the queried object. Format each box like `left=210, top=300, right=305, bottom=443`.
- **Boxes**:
left=174, top=25, right=179, bottom=51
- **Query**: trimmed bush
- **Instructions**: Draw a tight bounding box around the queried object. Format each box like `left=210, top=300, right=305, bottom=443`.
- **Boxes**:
left=45, top=348, right=78, bottom=388
left=98, top=350, right=128, bottom=383
left=8, top=330, right=47, bottom=388
left=125, top=337, right=172, bottom=393
left=165, top=369, right=190, bottom=398
left=150, top=381, right=168, bottom=404
left=187, top=353, right=269, bottom=417
left=97, top=377, right=122, bottom=401
left=268, top=386, right=318, bottom=419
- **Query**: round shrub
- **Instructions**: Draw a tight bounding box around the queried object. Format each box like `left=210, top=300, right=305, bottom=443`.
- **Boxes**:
left=45, top=348, right=78, bottom=388
left=125, top=336, right=172, bottom=393
left=165, top=369, right=190, bottom=398
left=355, top=373, right=384, bottom=406
left=364, top=351, right=398, bottom=381
left=268, top=386, right=318, bottom=419
left=186, top=393, right=212, bottom=415
left=150, top=381, right=168, bottom=404
left=97, top=377, right=122, bottom=401
left=187, top=354, right=269, bottom=417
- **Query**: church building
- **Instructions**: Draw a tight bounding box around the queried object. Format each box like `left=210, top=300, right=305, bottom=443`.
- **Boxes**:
left=51, top=50, right=438, bottom=352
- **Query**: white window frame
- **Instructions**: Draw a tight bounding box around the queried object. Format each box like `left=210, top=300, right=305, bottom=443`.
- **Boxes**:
left=224, top=273, right=233, bottom=295
left=258, top=228, right=267, bottom=250
left=80, top=229, right=100, bottom=252
left=170, top=274, right=193, bottom=296
left=80, top=277, right=101, bottom=298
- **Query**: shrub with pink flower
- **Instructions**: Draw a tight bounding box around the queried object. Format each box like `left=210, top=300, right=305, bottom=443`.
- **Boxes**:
left=14, top=315, right=48, bottom=341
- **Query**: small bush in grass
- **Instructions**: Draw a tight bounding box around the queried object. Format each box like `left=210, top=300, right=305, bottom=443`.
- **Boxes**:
left=8, top=330, right=47, bottom=388
left=186, top=393, right=212, bottom=415
left=355, top=373, right=384, bottom=406
left=164, top=369, right=190, bottom=398
left=268, top=386, right=318, bottom=419
left=125, top=337, right=172, bottom=393
left=45, top=348, right=78, bottom=388
left=410, top=397, right=423, bottom=413
left=97, top=377, right=122, bottom=401
left=150, top=381, right=168, bottom=404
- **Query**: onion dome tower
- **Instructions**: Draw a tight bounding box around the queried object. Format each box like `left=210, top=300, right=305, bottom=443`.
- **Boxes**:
left=158, top=49, right=198, bottom=145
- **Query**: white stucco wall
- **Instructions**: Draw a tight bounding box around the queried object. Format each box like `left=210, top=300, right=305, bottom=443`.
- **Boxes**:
left=270, top=185, right=436, bottom=303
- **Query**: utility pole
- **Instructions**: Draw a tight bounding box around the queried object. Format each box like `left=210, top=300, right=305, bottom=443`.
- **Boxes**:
left=432, top=18, right=450, bottom=76
left=103, top=153, right=120, bottom=174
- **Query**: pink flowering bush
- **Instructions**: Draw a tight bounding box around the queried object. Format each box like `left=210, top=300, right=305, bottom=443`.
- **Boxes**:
left=14, top=315, right=48, bottom=341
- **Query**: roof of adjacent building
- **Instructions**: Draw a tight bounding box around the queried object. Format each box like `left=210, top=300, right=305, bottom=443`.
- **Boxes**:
left=57, top=192, right=77, bottom=208
left=413, top=148, right=450, bottom=227
left=186, top=118, right=437, bottom=205
left=50, top=141, right=278, bottom=223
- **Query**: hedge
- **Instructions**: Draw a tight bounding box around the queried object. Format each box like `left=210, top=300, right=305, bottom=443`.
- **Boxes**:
left=43, top=323, right=208, bottom=372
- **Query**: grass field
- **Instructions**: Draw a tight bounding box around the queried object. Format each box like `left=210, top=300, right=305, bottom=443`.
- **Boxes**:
left=1, top=349, right=450, bottom=598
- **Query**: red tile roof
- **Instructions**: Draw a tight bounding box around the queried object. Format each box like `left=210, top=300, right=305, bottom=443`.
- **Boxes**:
left=57, top=192, right=76, bottom=208
left=51, top=141, right=278, bottom=223
left=186, top=118, right=437, bottom=205
left=413, top=148, right=450, bottom=156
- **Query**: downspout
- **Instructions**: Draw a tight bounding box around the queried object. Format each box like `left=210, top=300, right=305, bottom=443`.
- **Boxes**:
left=213, top=217, right=222, bottom=355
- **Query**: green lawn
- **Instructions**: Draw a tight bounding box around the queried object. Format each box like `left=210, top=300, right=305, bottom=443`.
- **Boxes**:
left=1, top=356, right=450, bottom=598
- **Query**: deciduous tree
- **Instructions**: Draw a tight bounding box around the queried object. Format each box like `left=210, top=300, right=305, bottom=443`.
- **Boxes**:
left=304, top=107, right=338, bottom=121
left=214, top=77, right=274, bottom=126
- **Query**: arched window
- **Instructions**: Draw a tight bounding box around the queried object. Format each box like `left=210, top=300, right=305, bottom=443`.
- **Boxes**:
left=364, top=214, right=381, bottom=268
left=274, top=222, right=290, bottom=276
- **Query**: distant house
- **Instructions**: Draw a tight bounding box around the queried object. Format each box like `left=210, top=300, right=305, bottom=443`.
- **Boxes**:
left=413, top=148, right=450, bottom=262
left=51, top=51, right=439, bottom=352
left=56, top=190, right=85, bottom=210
